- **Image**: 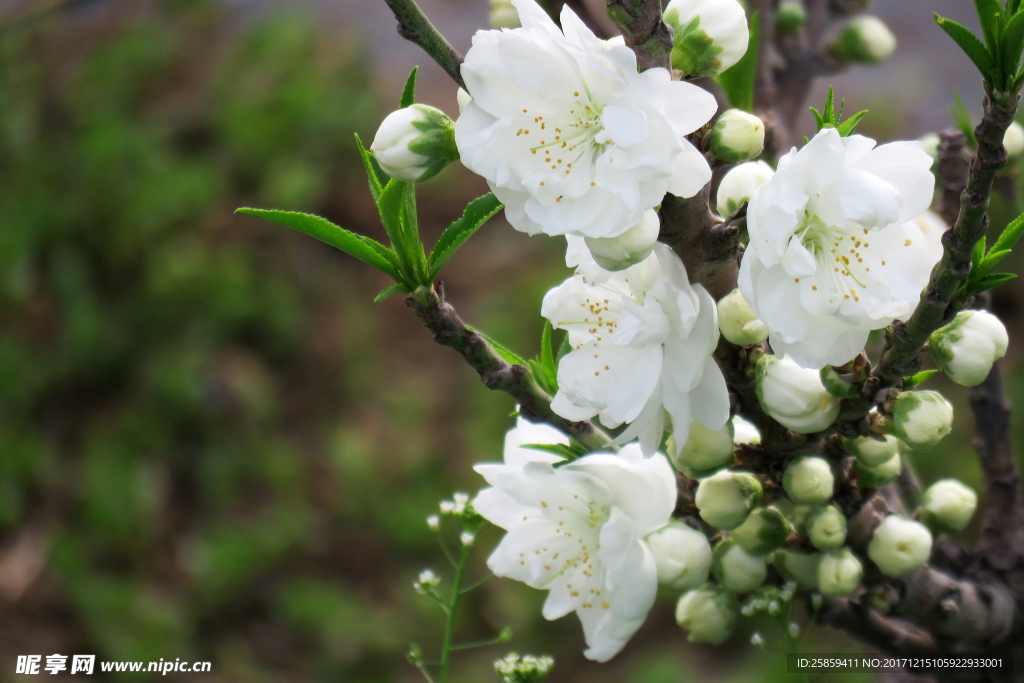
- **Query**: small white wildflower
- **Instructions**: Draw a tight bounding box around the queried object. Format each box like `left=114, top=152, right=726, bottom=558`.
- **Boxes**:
left=426, top=515, right=441, bottom=532
left=460, top=532, right=476, bottom=546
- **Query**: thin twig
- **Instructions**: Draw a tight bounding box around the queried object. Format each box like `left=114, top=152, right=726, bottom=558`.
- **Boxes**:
left=605, top=0, right=673, bottom=72
left=383, top=0, right=467, bottom=89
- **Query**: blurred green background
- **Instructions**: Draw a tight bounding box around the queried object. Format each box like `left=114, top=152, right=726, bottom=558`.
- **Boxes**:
left=0, top=0, right=1021, bottom=681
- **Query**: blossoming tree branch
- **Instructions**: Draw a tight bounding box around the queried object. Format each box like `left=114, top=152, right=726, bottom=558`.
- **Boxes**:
left=238, top=0, right=1024, bottom=679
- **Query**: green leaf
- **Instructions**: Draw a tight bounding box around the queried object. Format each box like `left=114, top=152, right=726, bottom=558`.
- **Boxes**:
left=977, top=248, right=1012, bottom=278
left=557, top=334, right=572, bottom=364
left=974, top=271, right=1018, bottom=292
left=971, top=235, right=986, bottom=273
left=374, top=283, right=409, bottom=303
left=1009, top=0, right=1022, bottom=16
left=520, top=442, right=588, bottom=462
left=400, top=66, right=418, bottom=108
left=1002, top=10, right=1024, bottom=77
left=355, top=133, right=390, bottom=202
left=836, top=110, right=869, bottom=137
left=469, top=326, right=527, bottom=366
left=714, top=11, right=758, bottom=112
left=539, top=320, right=557, bottom=388
left=951, top=92, right=978, bottom=147
left=991, top=211, right=1024, bottom=252
left=936, top=15, right=995, bottom=79
left=427, top=193, right=503, bottom=281
left=974, top=0, right=1002, bottom=53
left=904, top=369, right=939, bottom=388
left=236, top=208, right=403, bottom=282
left=378, top=180, right=427, bottom=284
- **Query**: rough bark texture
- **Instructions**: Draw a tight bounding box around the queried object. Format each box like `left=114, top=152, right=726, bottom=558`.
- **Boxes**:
left=604, top=0, right=672, bottom=72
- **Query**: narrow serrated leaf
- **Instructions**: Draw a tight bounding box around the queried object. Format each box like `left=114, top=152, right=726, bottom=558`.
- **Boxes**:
left=556, top=334, right=572, bottom=364
left=714, top=11, right=758, bottom=112
left=1003, top=10, right=1024, bottom=75
left=991, top=211, right=1024, bottom=252
left=824, top=86, right=835, bottom=123
left=977, top=248, right=1012, bottom=277
left=374, top=283, right=409, bottom=303
left=470, top=326, right=527, bottom=366
left=377, top=180, right=422, bottom=282
left=974, top=0, right=1002, bottom=52
left=837, top=110, right=869, bottom=136
left=904, top=369, right=939, bottom=388
left=400, top=66, right=418, bottom=108
left=355, top=133, right=390, bottom=202
left=972, top=235, right=987, bottom=270
left=951, top=92, right=979, bottom=147
left=539, top=320, right=558, bottom=393
left=237, top=208, right=403, bottom=282
left=974, top=271, right=1018, bottom=292
left=427, top=193, right=503, bottom=280
left=936, top=16, right=995, bottom=81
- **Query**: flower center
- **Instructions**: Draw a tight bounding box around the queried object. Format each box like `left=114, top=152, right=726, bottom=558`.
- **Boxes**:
left=518, top=86, right=605, bottom=191
left=795, top=213, right=886, bottom=304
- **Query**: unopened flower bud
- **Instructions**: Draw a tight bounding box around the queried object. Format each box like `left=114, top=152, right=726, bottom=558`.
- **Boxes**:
left=584, top=209, right=660, bottom=272
left=787, top=622, right=801, bottom=639
left=675, top=586, right=739, bottom=645
left=716, top=160, right=774, bottom=217
left=695, top=470, right=763, bottom=530
left=891, top=391, right=953, bottom=451
left=732, top=415, right=761, bottom=445
left=371, top=104, right=458, bottom=182
left=664, top=0, right=750, bottom=78
left=730, top=506, right=792, bottom=556
left=489, top=0, right=521, bottom=28
left=789, top=505, right=816, bottom=535
left=756, top=356, right=841, bottom=434
left=646, top=521, right=713, bottom=590
left=414, top=568, right=441, bottom=595
left=712, top=538, right=767, bottom=593
left=711, top=110, right=766, bottom=163
left=773, top=549, right=820, bottom=590
left=830, top=15, right=896, bottom=65
left=776, top=0, right=806, bottom=34
left=929, top=310, right=1009, bottom=387
left=750, top=632, right=765, bottom=648
left=426, top=514, right=441, bottom=532
left=718, top=289, right=769, bottom=346
left=671, top=418, right=735, bottom=473
left=920, top=479, right=977, bottom=534
left=806, top=504, right=847, bottom=551
left=1005, top=121, right=1024, bottom=158
left=495, top=653, right=554, bottom=683
left=854, top=452, right=901, bottom=488
left=844, top=434, right=899, bottom=467
left=818, top=549, right=862, bottom=598
left=783, top=456, right=835, bottom=505
left=867, top=516, right=932, bottom=577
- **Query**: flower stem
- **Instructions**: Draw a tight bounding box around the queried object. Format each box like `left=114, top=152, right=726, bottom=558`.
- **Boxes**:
left=438, top=543, right=472, bottom=683
left=382, top=0, right=466, bottom=90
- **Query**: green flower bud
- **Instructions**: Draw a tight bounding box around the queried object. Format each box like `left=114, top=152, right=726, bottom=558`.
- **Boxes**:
left=789, top=504, right=817, bottom=535
left=806, top=504, right=847, bottom=551
left=710, top=110, right=766, bottom=163
left=929, top=310, right=1009, bottom=387
left=776, top=0, right=807, bottom=34
left=718, top=289, right=769, bottom=346
left=494, top=653, right=553, bottom=683
left=730, top=506, right=792, bottom=556
left=371, top=104, right=459, bottom=182
left=783, top=456, right=835, bottom=505
left=920, top=479, right=977, bottom=534
left=1005, top=121, right=1024, bottom=158
left=675, top=586, right=739, bottom=645
left=844, top=434, right=900, bottom=467
left=773, top=549, right=821, bottom=590
left=716, top=161, right=774, bottom=217
left=818, top=548, right=863, bottom=598
left=867, top=516, right=932, bottom=577
left=854, top=452, right=901, bottom=488
left=756, top=355, right=841, bottom=434
left=489, top=0, right=521, bottom=28
left=831, top=15, right=896, bottom=65
left=712, top=538, right=767, bottom=592
left=695, top=470, right=763, bottom=530
left=891, top=391, right=953, bottom=451
left=671, top=418, right=735, bottom=472
left=645, top=521, right=713, bottom=590
left=664, top=0, right=750, bottom=78
left=584, top=209, right=661, bottom=272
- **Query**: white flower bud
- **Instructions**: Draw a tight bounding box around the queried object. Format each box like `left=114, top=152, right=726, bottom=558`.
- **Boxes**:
left=732, top=415, right=761, bottom=445
left=370, top=104, right=458, bottom=182
left=583, top=209, right=660, bottom=272
left=716, top=160, right=774, bottom=217
left=426, top=514, right=441, bottom=532
left=712, top=539, right=767, bottom=593
left=789, top=504, right=817, bottom=535
left=695, top=470, right=763, bottom=530
left=456, top=88, right=472, bottom=114
left=718, top=288, right=769, bottom=346
left=710, top=110, right=766, bottom=163
left=1004, top=121, right=1024, bottom=158
left=818, top=549, right=862, bottom=598
left=460, top=531, right=476, bottom=546
left=495, top=653, right=554, bottom=683
left=854, top=452, right=901, bottom=488
left=664, top=0, right=750, bottom=78
left=831, top=15, right=896, bottom=65
left=920, top=479, right=978, bottom=534
left=646, top=521, right=713, bottom=590
left=787, top=622, right=801, bottom=639
left=671, top=417, right=735, bottom=473
left=773, top=550, right=820, bottom=590
left=414, top=568, right=441, bottom=594
left=783, top=456, right=835, bottom=505
left=891, top=391, right=953, bottom=451
left=675, top=586, right=739, bottom=645
left=806, top=505, right=847, bottom=551
left=756, top=356, right=841, bottom=434
left=489, top=0, right=521, bottom=28
left=920, top=133, right=940, bottom=164
left=929, top=310, right=1009, bottom=387
left=844, top=434, right=900, bottom=467
left=750, top=632, right=765, bottom=648
left=867, top=516, right=933, bottom=577
left=776, top=0, right=806, bottom=34
left=730, top=506, right=792, bottom=556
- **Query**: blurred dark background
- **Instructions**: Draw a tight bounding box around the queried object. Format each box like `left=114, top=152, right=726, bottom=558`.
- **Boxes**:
left=0, top=0, right=1021, bottom=681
